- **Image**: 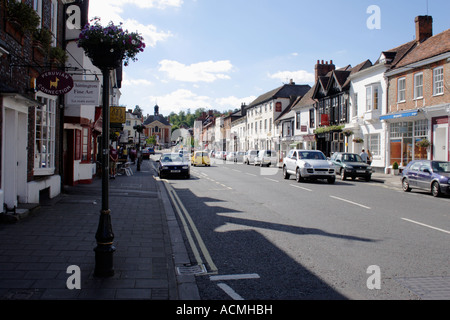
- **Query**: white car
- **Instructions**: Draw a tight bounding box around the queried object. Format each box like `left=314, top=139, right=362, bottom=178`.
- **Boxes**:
left=243, top=150, right=259, bottom=165
left=254, top=150, right=278, bottom=167
left=282, top=149, right=335, bottom=184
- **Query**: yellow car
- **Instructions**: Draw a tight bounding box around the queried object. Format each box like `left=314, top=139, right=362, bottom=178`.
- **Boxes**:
left=191, top=151, right=211, bottom=166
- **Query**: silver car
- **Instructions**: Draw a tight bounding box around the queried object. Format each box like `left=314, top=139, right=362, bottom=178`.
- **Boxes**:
left=282, top=149, right=335, bottom=184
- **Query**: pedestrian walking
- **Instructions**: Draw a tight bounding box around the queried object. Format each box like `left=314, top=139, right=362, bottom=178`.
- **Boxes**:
left=360, top=148, right=369, bottom=164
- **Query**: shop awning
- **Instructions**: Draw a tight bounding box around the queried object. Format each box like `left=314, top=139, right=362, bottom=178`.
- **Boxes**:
left=380, top=110, right=418, bottom=121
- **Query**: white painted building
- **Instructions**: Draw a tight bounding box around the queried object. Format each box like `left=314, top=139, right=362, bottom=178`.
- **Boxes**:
left=347, top=59, right=389, bottom=171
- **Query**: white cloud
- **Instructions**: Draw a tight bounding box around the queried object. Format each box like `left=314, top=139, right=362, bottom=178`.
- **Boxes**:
left=122, top=78, right=153, bottom=87
left=89, top=1, right=174, bottom=47
left=268, top=70, right=315, bottom=84
left=158, top=60, right=234, bottom=83
left=215, top=96, right=257, bottom=110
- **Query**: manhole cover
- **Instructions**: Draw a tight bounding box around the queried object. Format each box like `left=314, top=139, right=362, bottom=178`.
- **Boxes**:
left=176, top=264, right=207, bottom=276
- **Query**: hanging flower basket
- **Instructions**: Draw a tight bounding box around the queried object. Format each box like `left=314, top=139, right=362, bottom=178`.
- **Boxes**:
left=415, top=138, right=431, bottom=149
left=77, top=17, right=145, bottom=70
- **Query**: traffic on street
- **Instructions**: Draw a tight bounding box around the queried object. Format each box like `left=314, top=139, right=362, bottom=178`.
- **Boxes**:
left=149, top=151, right=450, bottom=300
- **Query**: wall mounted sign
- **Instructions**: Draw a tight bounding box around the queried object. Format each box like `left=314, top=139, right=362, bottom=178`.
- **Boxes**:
left=36, top=70, right=74, bottom=96
left=66, top=80, right=100, bottom=106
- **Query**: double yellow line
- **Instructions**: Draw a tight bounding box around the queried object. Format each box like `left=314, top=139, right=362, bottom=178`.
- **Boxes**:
left=165, top=182, right=218, bottom=274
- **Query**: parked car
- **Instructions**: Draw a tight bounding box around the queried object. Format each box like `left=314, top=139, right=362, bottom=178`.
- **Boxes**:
left=254, top=150, right=278, bottom=167
left=191, top=151, right=211, bottom=167
left=226, top=152, right=236, bottom=162
left=158, top=153, right=190, bottom=179
left=330, top=152, right=372, bottom=181
left=401, top=160, right=450, bottom=197
left=283, top=149, right=335, bottom=184
left=235, top=151, right=245, bottom=163
left=215, top=151, right=223, bottom=159
left=243, top=150, right=259, bottom=165
left=142, top=147, right=151, bottom=160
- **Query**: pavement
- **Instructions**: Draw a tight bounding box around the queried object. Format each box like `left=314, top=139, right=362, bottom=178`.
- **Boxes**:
left=0, top=158, right=199, bottom=300
left=0, top=156, right=402, bottom=301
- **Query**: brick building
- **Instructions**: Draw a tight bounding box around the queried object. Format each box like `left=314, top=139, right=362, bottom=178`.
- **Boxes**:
left=383, top=16, right=450, bottom=165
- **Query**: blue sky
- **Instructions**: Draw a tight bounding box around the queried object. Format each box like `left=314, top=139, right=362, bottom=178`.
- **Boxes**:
left=89, top=0, right=450, bottom=117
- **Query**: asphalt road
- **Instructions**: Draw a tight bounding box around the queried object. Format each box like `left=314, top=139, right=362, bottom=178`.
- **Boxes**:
left=151, top=156, right=450, bottom=300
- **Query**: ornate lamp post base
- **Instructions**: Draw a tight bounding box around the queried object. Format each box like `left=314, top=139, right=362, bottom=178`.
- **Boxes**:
left=94, top=209, right=116, bottom=277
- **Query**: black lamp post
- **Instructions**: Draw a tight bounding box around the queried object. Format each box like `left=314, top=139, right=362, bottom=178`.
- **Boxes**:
left=94, top=66, right=116, bottom=277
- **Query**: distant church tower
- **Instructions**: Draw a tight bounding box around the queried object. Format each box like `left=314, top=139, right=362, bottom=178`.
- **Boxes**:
left=154, top=104, right=159, bottom=116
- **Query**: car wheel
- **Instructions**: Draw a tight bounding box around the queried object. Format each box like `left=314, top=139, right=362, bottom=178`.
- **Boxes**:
left=340, top=169, right=346, bottom=180
left=296, top=168, right=303, bottom=182
left=365, top=174, right=371, bottom=182
left=402, top=178, right=411, bottom=192
left=431, top=181, right=441, bottom=197
left=328, top=176, right=335, bottom=184
left=283, top=166, right=290, bottom=179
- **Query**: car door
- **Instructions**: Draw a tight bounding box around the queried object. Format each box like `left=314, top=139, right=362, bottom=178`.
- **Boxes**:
left=407, top=162, right=421, bottom=187
left=417, top=162, right=433, bottom=190
left=285, top=150, right=294, bottom=172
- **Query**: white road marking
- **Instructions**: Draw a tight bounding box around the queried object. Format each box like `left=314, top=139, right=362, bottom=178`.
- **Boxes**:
left=329, top=195, right=371, bottom=209
left=290, top=184, right=313, bottom=192
left=210, top=273, right=260, bottom=281
left=264, top=178, right=279, bottom=183
left=217, top=283, right=244, bottom=300
left=401, top=218, right=450, bottom=235
left=246, top=173, right=257, bottom=177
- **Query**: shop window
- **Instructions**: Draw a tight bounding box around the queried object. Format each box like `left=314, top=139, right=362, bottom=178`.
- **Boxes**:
left=34, top=95, right=56, bottom=175
left=368, top=134, right=380, bottom=156
left=81, top=127, right=91, bottom=162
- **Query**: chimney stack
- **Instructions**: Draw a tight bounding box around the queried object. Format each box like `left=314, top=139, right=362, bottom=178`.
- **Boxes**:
left=415, top=16, right=433, bottom=43
left=315, top=60, right=335, bottom=81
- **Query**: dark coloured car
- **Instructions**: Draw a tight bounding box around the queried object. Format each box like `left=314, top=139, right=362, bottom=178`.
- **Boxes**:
left=401, top=160, right=450, bottom=197
left=330, top=152, right=372, bottom=181
left=158, top=153, right=190, bottom=179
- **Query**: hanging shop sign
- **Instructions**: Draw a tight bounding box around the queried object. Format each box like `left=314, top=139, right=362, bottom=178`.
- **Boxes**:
left=110, top=106, right=126, bottom=124
left=66, top=80, right=100, bottom=106
left=36, top=70, right=74, bottom=96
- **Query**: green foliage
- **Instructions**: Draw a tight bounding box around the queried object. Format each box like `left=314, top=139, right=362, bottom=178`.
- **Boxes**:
left=6, top=0, right=40, bottom=34
left=169, top=108, right=233, bottom=132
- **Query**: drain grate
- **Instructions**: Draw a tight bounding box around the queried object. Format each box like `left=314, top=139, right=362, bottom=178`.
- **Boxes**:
left=395, top=276, right=450, bottom=300
left=176, top=264, right=207, bottom=276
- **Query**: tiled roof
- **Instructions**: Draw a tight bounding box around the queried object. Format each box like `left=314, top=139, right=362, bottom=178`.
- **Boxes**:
left=395, top=29, right=450, bottom=68
left=248, top=84, right=311, bottom=108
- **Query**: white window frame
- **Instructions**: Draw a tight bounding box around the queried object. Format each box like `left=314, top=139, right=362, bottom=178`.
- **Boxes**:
left=34, top=94, right=57, bottom=175
left=433, top=66, right=444, bottom=96
left=398, top=77, right=406, bottom=103
left=414, top=72, right=424, bottom=100
left=368, top=134, right=380, bottom=156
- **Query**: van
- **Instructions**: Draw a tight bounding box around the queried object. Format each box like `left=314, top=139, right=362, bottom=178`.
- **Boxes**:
left=243, top=150, right=259, bottom=165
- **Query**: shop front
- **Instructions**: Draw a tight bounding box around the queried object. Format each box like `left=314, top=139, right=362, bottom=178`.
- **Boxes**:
left=381, top=110, right=430, bottom=168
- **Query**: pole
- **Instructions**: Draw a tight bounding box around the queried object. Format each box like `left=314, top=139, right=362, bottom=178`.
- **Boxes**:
left=94, top=68, right=115, bottom=277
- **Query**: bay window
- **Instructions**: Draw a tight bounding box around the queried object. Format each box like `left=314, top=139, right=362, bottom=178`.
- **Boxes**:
left=35, top=95, right=56, bottom=175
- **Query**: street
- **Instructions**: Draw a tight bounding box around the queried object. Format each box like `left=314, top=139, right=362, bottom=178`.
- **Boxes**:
left=150, top=155, right=450, bottom=300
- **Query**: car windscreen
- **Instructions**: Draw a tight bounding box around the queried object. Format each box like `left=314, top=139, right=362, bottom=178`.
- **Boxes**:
left=161, top=154, right=184, bottom=162
left=432, top=161, right=450, bottom=173
left=299, top=151, right=326, bottom=160
left=342, top=154, right=362, bottom=162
